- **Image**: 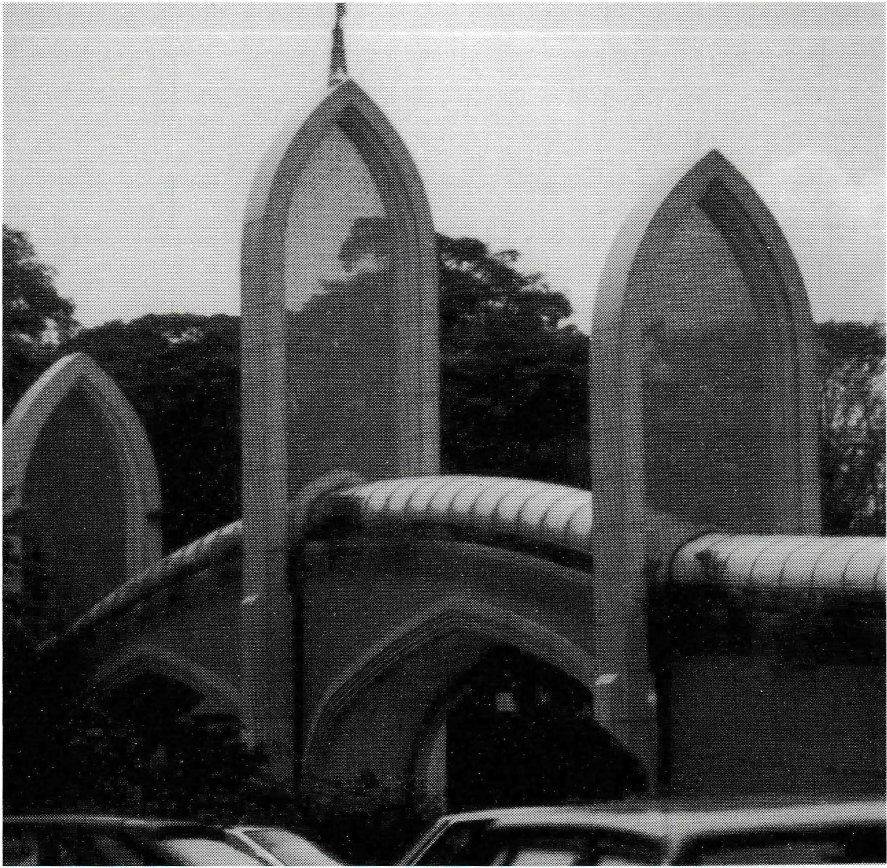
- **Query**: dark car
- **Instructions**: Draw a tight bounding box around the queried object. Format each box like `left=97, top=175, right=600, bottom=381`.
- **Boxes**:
left=3, top=815, right=265, bottom=865
left=400, top=800, right=886, bottom=865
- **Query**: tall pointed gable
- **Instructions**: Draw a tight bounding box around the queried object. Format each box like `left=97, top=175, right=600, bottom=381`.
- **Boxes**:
left=587, top=150, right=821, bottom=778
left=240, top=9, right=438, bottom=778
left=242, top=79, right=439, bottom=494
left=4, top=353, right=162, bottom=639
left=591, top=149, right=819, bottom=538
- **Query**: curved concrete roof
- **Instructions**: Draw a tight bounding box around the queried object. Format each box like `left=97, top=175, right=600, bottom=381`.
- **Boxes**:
left=665, top=534, right=885, bottom=598
left=39, top=476, right=885, bottom=654
left=329, top=475, right=595, bottom=554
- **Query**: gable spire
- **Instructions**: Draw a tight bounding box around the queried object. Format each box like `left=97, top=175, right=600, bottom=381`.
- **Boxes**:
left=328, top=3, right=349, bottom=88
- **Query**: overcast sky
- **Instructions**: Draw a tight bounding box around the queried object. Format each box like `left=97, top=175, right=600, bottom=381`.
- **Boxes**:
left=4, top=3, right=884, bottom=330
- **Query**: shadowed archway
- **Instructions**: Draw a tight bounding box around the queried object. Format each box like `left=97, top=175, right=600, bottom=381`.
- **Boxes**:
left=415, top=645, right=647, bottom=814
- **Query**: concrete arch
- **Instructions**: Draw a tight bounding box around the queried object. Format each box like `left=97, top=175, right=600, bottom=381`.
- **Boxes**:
left=241, top=77, right=439, bottom=504
left=93, top=643, right=243, bottom=718
left=241, top=78, right=440, bottom=766
left=4, top=352, right=162, bottom=580
left=304, top=593, right=598, bottom=770
left=591, top=149, right=820, bottom=540
left=588, top=151, right=820, bottom=778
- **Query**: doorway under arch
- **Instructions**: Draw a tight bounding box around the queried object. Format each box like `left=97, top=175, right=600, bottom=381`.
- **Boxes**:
left=306, top=608, right=647, bottom=822
left=413, top=645, right=647, bottom=814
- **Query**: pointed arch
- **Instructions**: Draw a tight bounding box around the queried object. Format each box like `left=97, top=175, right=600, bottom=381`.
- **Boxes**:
left=241, top=79, right=439, bottom=494
left=4, top=352, right=162, bottom=577
left=93, top=643, right=242, bottom=718
left=241, top=80, right=439, bottom=761
left=303, top=594, right=598, bottom=769
left=589, top=152, right=820, bottom=773
left=591, top=149, right=820, bottom=539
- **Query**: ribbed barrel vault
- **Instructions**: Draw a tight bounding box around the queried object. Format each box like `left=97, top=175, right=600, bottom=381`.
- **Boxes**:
left=328, top=475, right=595, bottom=554
left=664, top=534, right=885, bottom=600
left=41, top=476, right=885, bottom=653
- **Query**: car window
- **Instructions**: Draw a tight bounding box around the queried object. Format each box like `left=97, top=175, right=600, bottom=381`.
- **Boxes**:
left=152, top=837, right=265, bottom=865
left=492, top=832, right=661, bottom=866
left=238, top=827, right=339, bottom=865
left=492, top=834, right=588, bottom=866
left=414, top=820, right=501, bottom=865
left=504, top=845, right=586, bottom=865
left=684, top=826, right=887, bottom=865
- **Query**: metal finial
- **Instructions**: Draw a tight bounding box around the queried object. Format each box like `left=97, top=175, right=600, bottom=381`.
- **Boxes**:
left=328, top=3, right=349, bottom=88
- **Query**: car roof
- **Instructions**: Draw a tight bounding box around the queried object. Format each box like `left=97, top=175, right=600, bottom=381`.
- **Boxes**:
left=227, top=826, right=299, bottom=833
left=437, top=800, right=887, bottom=842
left=4, top=815, right=224, bottom=837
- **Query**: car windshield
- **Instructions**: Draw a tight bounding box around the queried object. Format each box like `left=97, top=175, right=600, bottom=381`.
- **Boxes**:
left=240, top=828, right=339, bottom=865
left=682, top=826, right=887, bottom=865
left=153, top=837, right=264, bottom=865
left=414, top=823, right=663, bottom=866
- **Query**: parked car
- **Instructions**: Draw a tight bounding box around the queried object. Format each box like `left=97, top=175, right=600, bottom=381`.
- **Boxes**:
left=3, top=815, right=264, bottom=865
left=224, top=825, right=341, bottom=865
left=399, top=799, right=887, bottom=865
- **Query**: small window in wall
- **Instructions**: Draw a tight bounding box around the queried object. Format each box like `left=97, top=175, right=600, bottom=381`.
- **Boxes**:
left=495, top=690, right=518, bottom=713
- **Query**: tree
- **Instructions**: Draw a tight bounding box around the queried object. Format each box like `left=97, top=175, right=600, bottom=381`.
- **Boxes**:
left=439, top=235, right=589, bottom=488
left=817, top=320, right=885, bottom=536
left=3, top=226, right=77, bottom=417
left=70, top=314, right=241, bottom=551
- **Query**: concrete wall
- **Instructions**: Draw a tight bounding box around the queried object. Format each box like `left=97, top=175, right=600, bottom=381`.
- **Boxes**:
left=669, top=654, right=885, bottom=800
left=92, top=561, right=243, bottom=718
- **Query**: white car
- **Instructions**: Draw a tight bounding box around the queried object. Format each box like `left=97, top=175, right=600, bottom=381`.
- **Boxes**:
left=225, top=826, right=341, bottom=865
left=400, top=800, right=887, bottom=865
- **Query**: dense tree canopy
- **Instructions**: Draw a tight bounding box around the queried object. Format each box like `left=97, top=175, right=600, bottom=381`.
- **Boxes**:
left=439, top=235, right=589, bottom=487
left=3, top=226, right=77, bottom=417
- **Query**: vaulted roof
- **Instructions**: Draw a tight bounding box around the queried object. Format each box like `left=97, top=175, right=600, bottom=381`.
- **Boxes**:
left=38, top=475, right=885, bottom=654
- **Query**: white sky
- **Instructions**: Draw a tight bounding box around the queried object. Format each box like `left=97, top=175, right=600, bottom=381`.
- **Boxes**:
left=4, top=2, right=884, bottom=329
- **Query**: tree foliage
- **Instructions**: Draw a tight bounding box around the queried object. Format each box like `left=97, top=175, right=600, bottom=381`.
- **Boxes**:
left=3, top=226, right=77, bottom=417
left=439, top=235, right=589, bottom=487
left=818, top=320, right=885, bottom=536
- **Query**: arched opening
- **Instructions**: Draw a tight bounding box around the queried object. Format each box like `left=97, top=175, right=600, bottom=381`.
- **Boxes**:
left=304, top=605, right=645, bottom=860
left=420, top=645, right=647, bottom=814
left=591, top=150, right=820, bottom=539
left=242, top=79, right=438, bottom=498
